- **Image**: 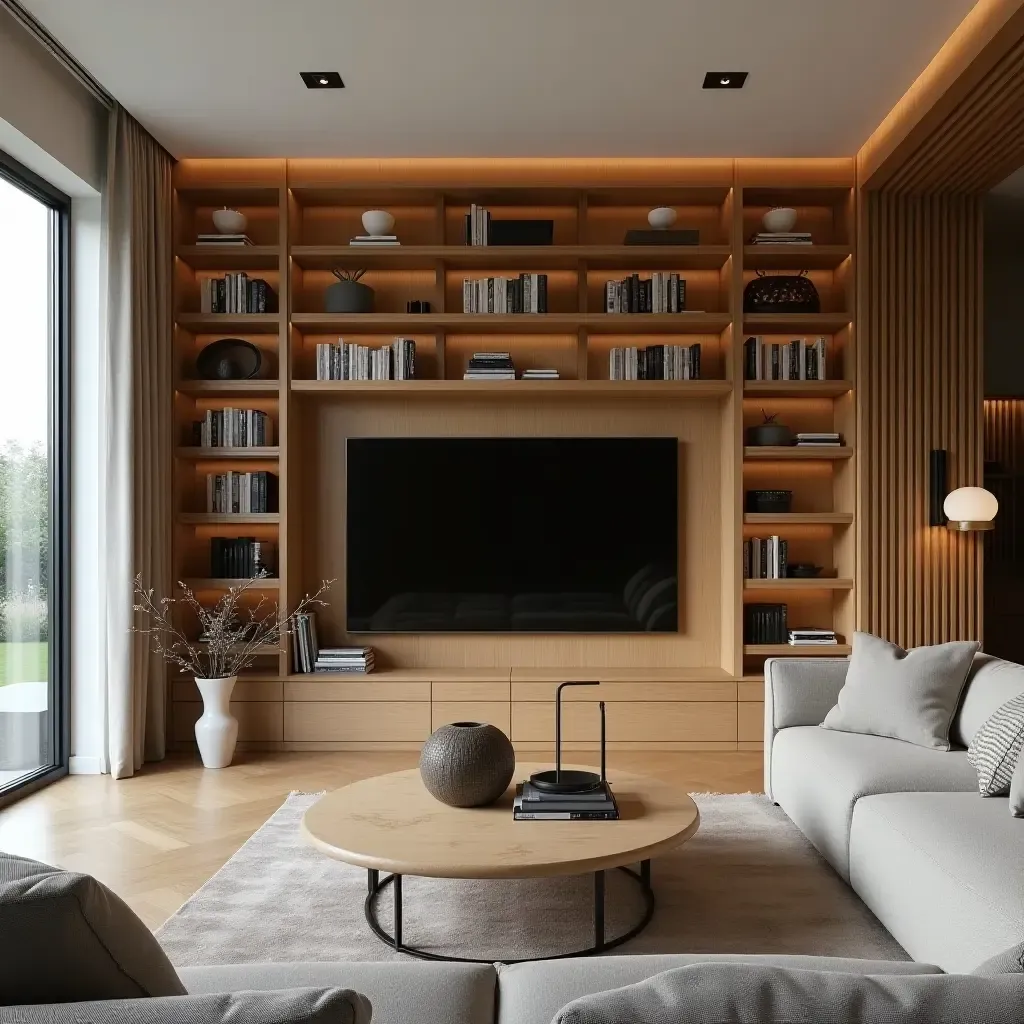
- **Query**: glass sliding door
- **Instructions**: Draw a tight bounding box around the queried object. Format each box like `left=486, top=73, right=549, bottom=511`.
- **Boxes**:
left=0, top=152, right=68, bottom=802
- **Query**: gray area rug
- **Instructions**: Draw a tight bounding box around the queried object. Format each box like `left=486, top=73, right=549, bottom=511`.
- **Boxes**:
left=157, top=792, right=907, bottom=965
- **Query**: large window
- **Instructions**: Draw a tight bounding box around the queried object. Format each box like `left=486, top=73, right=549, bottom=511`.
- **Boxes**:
left=0, top=152, right=68, bottom=803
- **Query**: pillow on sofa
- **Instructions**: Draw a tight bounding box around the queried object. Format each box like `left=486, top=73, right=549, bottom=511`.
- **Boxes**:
left=974, top=941, right=1024, bottom=975
left=821, top=632, right=979, bottom=749
left=967, top=693, right=1024, bottom=796
left=0, top=852, right=186, bottom=1005
left=1010, top=741, right=1024, bottom=817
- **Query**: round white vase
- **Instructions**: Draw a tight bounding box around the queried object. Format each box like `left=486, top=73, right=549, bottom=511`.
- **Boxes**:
left=762, top=207, right=797, bottom=233
left=361, top=209, right=395, bottom=235
left=194, top=676, right=239, bottom=769
left=212, top=207, right=247, bottom=234
left=647, top=206, right=678, bottom=229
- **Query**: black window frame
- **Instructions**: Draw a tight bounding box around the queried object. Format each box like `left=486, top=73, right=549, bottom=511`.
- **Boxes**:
left=0, top=148, right=71, bottom=807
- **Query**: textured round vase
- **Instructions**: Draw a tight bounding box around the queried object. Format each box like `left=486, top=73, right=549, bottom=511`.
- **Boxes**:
left=194, top=676, right=239, bottom=769
left=419, top=721, right=515, bottom=807
left=212, top=207, right=248, bottom=234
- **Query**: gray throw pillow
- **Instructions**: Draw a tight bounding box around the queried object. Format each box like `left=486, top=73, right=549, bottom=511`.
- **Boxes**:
left=1, top=988, right=372, bottom=1024
left=974, top=941, right=1024, bottom=975
left=821, top=632, right=979, bottom=749
left=551, top=963, right=1024, bottom=1024
left=0, top=852, right=186, bottom=1005
left=1012, top=747, right=1024, bottom=817
left=967, top=693, right=1024, bottom=796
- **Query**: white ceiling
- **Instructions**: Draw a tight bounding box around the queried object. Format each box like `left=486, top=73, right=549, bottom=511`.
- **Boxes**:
left=22, top=0, right=977, bottom=159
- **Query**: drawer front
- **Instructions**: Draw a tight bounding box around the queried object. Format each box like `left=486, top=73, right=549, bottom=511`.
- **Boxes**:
left=511, top=681, right=736, bottom=702
left=171, top=679, right=283, bottom=703
left=512, top=701, right=737, bottom=743
left=171, top=701, right=283, bottom=743
left=431, top=701, right=511, bottom=734
left=738, top=680, right=763, bottom=702
left=284, top=701, right=431, bottom=742
left=284, top=681, right=430, bottom=702
left=432, top=681, right=511, bottom=702
left=738, top=701, right=764, bottom=742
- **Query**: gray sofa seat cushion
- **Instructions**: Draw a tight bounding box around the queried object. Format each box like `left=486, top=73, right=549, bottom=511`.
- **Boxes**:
left=770, top=726, right=977, bottom=880
left=180, top=962, right=495, bottom=1024
left=0, top=988, right=371, bottom=1024
left=849, top=793, right=1024, bottom=974
left=0, top=853, right=186, bottom=1005
left=548, top=963, right=1024, bottom=1024
left=496, top=954, right=941, bottom=1024
left=953, top=654, right=1024, bottom=747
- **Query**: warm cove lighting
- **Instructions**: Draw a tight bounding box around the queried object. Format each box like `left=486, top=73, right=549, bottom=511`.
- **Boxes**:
left=943, top=487, right=998, bottom=532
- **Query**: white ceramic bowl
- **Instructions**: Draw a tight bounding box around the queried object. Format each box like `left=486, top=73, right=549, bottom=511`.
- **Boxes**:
left=762, top=207, right=797, bottom=233
left=362, top=210, right=395, bottom=236
left=647, top=207, right=678, bottom=230
left=212, top=207, right=247, bottom=234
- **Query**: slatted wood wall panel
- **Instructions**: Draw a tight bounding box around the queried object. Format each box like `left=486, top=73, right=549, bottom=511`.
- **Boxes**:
left=984, top=398, right=1024, bottom=470
left=859, top=191, right=984, bottom=646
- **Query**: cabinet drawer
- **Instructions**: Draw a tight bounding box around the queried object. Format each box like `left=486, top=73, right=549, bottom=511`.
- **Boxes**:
left=284, top=681, right=430, bottom=702
left=512, top=701, right=737, bottom=743
left=511, top=681, right=736, bottom=702
left=738, top=701, right=764, bottom=742
left=431, top=701, right=511, bottom=734
left=432, top=681, right=511, bottom=702
left=284, top=701, right=430, bottom=742
left=171, top=701, right=283, bottom=743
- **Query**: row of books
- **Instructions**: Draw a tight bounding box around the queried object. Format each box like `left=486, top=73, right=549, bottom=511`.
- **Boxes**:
left=745, top=602, right=788, bottom=645
left=315, top=647, right=375, bottom=674
left=462, top=275, right=549, bottom=313
left=466, top=204, right=492, bottom=246
left=199, top=274, right=275, bottom=314
left=292, top=612, right=319, bottom=674
left=464, top=352, right=515, bottom=380
left=192, top=408, right=272, bottom=449
left=749, top=231, right=813, bottom=246
left=315, top=339, right=417, bottom=380
left=513, top=780, right=619, bottom=821
left=196, top=233, right=253, bottom=247
left=605, top=274, right=687, bottom=313
left=796, top=432, right=842, bottom=448
left=789, top=628, right=839, bottom=646
left=609, top=344, right=701, bottom=381
left=744, top=336, right=829, bottom=381
left=744, top=537, right=789, bottom=580
left=209, top=538, right=276, bottom=579
left=204, top=471, right=277, bottom=514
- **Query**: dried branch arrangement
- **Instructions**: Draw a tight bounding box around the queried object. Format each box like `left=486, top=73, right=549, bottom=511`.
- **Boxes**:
left=132, top=573, right=334, bottom=678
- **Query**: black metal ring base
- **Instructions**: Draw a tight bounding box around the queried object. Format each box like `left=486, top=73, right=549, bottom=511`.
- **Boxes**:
left=363, top=862, right=655, bottom=964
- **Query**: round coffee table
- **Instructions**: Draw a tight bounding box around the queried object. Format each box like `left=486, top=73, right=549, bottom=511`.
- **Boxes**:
left=301, top=762, right=699, bottom=962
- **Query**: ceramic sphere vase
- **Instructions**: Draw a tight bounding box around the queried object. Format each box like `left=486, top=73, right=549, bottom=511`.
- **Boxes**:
left=194, top=676, right=239, bottom=769
left=419, top=721, right=515, bottom=807
left=212, top=207, right=248, bottom=234
left=762, top=207, right=797, bottom=233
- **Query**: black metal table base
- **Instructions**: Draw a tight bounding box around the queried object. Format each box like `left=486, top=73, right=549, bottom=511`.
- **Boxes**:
left=363, top=860, right=654, bottom=964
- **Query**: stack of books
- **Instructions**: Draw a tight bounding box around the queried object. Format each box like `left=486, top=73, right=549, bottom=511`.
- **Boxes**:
left=745, top=603, right=788, bottom=644
left=210, top=538, right=275, bottom=579
left=462, top=274, right=548, bottom=313
left=205, top=471, right=276, bottom=514
left=750, top=231, right=812, bottom=246
left=605, top=273, right=686, bottom=313
left=199, top=274, right=275, bottom=313
left=744, top=337, right=828, bottom=381
left=464, top=352, right=515, bottom=380
left=789, top=628, right=839, bottom=646
left=315, top=339, right=416, bottom=380
left=349, top=234, right=400, bottom=246
left=521, top=369, right=559, bottom=380
left=609, top=344, right=701, bottom=380
left=744, top=536, right=788, bottom=579
left=513, top=780, right=619, bottom=821
left=315, top=647, right=375, bottom=674
left=197, top=233, right=253, bottom=246
left=466, top=204, right=491, bottom=246
left=292, top=612, right=319, bottom=673
left=192, top=408, right=272, bottom=448
left=796, top=432, right=842, bottom=448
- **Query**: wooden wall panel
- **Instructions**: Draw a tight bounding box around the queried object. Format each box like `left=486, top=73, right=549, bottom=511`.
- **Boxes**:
left=859, top=191, right=984, bottom=646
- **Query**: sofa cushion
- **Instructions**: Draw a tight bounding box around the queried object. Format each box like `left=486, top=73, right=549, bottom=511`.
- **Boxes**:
left=974, top=942, right=1024, bottom=976
left=549, top=963, right=1024, bottom=1024
left=771, top=726, right=977, bottom=880
left=968, top=693, right=1024, bottom=796
left=953, top=654, right=1024, bottom=748
left=0, top=853, right=186, bottom=1005
left=2, top=988, right=371, bottom=1024
left=849, top=792, right=1024, bottom=974
left=821, top=632, right=979, bottom=750
left=180, top=961, right=495, bottom=1024
left=496, top=954, right=940, bottom=1024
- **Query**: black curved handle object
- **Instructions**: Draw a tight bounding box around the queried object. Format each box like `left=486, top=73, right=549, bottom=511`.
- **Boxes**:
left=555, top=681, right=600, bottom=781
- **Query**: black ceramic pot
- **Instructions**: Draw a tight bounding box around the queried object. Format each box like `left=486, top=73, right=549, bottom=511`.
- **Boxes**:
left=746, top=423, right=794, bottom=446
left=419, top=722, right=515, bottom=807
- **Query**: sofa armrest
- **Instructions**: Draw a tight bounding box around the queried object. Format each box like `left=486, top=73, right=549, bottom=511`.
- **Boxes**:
left=764, top=657, right=848, bottom=801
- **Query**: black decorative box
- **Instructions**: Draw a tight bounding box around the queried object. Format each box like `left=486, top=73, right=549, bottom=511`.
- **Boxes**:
left=746, top=489, right=793, bottom=513
left=489, top=219, right=554, bottom=246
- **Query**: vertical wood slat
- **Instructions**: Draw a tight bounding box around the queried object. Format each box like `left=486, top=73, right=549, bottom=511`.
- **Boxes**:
left=859, top=191, right=984, bottom=646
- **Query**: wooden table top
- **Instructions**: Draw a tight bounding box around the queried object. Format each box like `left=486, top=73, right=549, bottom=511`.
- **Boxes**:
left=301, top=763, right=700, bottom=879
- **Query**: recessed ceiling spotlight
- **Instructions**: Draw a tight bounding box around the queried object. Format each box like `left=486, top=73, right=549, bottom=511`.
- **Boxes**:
left=703, top=71, right=747, bottom=90
left=301, top=71, right=345, bottom=89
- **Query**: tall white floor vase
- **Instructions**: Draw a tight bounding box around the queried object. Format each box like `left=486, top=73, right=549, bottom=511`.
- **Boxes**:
left=194, top=676, right=239, bottom=769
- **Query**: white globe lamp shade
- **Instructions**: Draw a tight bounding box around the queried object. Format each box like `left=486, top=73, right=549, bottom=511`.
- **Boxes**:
left=943, top=487, right=998, bottom=531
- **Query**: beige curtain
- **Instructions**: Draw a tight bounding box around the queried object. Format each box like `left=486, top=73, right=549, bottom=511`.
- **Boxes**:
left=99, top=104, right=173, bottom=778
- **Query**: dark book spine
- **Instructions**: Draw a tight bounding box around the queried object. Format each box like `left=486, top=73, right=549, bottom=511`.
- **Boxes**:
left=744, top=337, right=756, bottom=380
left=538, top=274, right=548, bottom=313
left=771, top=343, right=780, bottom=380
left=779, top=540, right=788, bottom=579
left=211, top=537, right=224, bottom=577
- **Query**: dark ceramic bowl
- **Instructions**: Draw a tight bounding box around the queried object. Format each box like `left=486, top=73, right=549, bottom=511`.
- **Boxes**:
left=196, top=338, right=262, bottom=380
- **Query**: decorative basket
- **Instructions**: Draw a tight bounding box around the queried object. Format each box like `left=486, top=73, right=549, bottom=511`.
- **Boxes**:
left=743, top=271, right=821, bottom=314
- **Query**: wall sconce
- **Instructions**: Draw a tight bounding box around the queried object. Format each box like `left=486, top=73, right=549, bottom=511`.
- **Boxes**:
left=943, top=487, right=998, bottom=532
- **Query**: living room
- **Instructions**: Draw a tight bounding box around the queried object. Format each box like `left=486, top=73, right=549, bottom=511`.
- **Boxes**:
left=0, top=1, right=1022, bottom=1021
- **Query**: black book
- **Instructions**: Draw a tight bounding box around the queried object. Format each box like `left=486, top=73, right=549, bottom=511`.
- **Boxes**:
left=538, top=274, right=548, bottom=313
left=779, top=539, right=788, bottom=579
left=771, top=343, right=780, bottom=381
left=690, top=343, right=701, bottom=380
left=631, top=274, right=640, bottom=313
left=744, top=337, right=757, bottom=380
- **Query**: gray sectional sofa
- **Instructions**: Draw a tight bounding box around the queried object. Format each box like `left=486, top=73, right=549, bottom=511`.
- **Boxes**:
left=765, top=652, right=1024, bottom=974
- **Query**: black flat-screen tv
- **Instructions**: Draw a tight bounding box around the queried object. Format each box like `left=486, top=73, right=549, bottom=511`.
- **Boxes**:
left=346, top=437, right=678, bottom=633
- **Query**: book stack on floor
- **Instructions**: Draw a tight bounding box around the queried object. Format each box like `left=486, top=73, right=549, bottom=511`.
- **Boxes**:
left=796, top=432, right=842, bottom=448
left=193, top=408, right=272, bottom=448
left=205, top=471, right=276, bottom=513
left=210, top=538, right=275, bottom=578
left=749, top=231, right=812, bottom=246
left=609, top=343, right=701, bottom=380
left=744, top=337, right=828, bottom=380
left=744, top=536, right=788, bottom=579
left=292, top=612, right=319, bottom=673
left=744, top=602, right=788, bottom=644
left=789, top=628, right=839, bottom=646
left=316, top=339, right=416, bottom=380
left=196, top=233, right=252, bottom=246
left=462, top=275, right=548, bottom=313
left=605, top=273, right=686, bottom=313
left=199, top=274, right=275, bottom=313
left=315, top=647, right=375, bottom=674
left=521, top=369, right=559, bottom=380
left=513, top=781, right=619, bottom=821
left=464, top=352, right=516, bottom=380
left=349, top=234, right=399, bottom=246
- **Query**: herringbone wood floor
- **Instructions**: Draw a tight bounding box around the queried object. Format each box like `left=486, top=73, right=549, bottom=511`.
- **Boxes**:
left=0, top=751, right=762, bottom=928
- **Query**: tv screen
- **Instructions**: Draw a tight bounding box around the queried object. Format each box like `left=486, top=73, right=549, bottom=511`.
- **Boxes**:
left=346, top=437, right=678, bottom=633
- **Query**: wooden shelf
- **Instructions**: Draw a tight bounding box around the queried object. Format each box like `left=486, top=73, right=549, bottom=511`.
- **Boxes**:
left=291, top=379, right=733, bottom=398
left=743, top=380, right=853, bottom=397
left=184, top=577, right=281, bottom=589
left=176, top=245, right=281, bottom=270
left=178, top=513, right=280, bottom=525
left=175, top=446, right=280, bottom=459
left=742, top=313, right=852, bottom=333
left=744, top=644, right=851, bottom=657
left=175, top=381, right=280, bottom=396
left=743, top=245, right=851, bottom=270
left=744, top=578, right=854, bottom=590
left=176, top=313, right=281, bottom=334
left=744, top=446, right=853, bottom=460
left=744, top=512, right=854, bottom=525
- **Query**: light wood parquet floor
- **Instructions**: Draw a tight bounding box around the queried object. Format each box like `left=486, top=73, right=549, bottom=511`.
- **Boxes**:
left=0, top=751, right=762, bottom=928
